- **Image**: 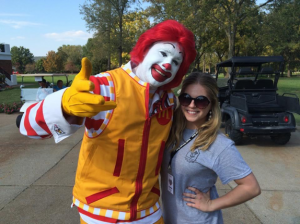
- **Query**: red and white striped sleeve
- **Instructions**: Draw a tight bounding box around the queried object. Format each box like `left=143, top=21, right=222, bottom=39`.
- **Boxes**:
left=19, top=73, right=115, bottom=143
left=84, top=73, right=115, bottom=138
left=20, top=89, right=83, bottom=143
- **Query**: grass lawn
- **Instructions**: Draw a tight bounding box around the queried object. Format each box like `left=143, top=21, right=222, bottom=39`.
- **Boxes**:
left=276, top=77, right=300, bottom=125
left=0, top=74, right=76, bottom=104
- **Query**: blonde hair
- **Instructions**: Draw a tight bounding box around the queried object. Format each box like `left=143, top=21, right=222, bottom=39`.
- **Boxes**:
left=166, top=72, right=221, bottom=151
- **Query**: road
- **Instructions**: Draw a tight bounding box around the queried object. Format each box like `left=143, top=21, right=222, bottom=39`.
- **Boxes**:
left=0, top=113, right=299, bottom=224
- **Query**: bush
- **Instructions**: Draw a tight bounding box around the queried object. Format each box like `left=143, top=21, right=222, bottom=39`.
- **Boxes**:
left=0, top=102, right=24, bottom=114
left=0, top=73, right=6, bottom=85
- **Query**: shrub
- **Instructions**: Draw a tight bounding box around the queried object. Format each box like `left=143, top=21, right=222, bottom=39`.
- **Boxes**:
left=0, top=73, right=6, bottom=84
left=0, top=102, right=24, bottom=114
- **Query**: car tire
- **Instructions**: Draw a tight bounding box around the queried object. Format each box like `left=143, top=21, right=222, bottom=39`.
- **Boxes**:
left=16, top=114, right=23, bottom=129
left=270, top=133, right=291, bottom=145
left=225, top=119, right=243, bottom=145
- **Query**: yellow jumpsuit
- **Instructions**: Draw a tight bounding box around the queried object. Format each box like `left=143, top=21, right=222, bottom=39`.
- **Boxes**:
left=73, top=65, right=174, bottom=221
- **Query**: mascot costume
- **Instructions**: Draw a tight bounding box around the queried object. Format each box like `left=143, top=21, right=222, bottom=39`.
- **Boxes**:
left=19, top=20, right=196, bottom=223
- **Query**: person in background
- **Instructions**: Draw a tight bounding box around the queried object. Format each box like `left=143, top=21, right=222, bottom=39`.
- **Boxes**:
left=161, top=72, right=261, bottom=224
left=53, top=79, right=66, bottom=92
left=19, top=20, right=197, bottom=224
left=36, top=78, right=50, bottom=101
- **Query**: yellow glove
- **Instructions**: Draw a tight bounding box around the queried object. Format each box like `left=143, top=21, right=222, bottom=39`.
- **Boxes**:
left=62, top=57, right=116, bottom=118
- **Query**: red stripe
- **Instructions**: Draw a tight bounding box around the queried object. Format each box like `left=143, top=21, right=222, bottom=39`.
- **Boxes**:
left=24, top=103, right=39, bottom=136
left=104, top=96, right=111, bottom=101
left=85, top=118, right=104, bottom=130
left=77, top=207, right=117, bottom=223
left=35, top=100, right=51, bottom=134
left=130, top=119, right=151, bottom=220
left=151, top=187, right=160, bottom=197
left=98, top=76, right=109, bottom=86
left=90, top=76, right=101, bottom=95
left=85, top=73, right=116, bottom=139
left=155, top=141, right=165, bottom=176
left=85, top=187, right=119, bottom=205
left=113, top=139, right=125, bottom=177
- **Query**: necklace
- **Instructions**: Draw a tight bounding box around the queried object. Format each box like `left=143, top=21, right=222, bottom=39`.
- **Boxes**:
left=168, top=131, right=198, bottom=169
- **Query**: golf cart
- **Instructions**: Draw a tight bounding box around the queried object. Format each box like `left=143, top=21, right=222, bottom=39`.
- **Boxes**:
left=16, top=73, right=71, bottom=127
left=216, top=56, right=300, bottom=145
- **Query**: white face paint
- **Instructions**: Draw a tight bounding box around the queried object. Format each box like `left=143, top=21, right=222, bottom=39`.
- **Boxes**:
left=135, top=41, right=183, bottom=88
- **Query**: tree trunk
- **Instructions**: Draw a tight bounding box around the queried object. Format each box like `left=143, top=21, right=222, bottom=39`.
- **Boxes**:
left=203, top=54, right=206, bottom=73
left=226, top=25, right=236, bottom=78
left=118, top=10, right=123, bottom=67
left=107, top=4, right=112, bottom=70
left=228, top=28, right=236, bottom=59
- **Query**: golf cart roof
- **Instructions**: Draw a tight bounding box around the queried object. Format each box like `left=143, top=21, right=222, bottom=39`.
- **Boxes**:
left=20, top=73, right=68, bottom=77
left=217, top=56, right=284, bottom=68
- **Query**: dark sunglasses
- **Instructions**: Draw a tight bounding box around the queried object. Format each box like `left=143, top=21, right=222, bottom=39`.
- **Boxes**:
left=178, top=93, right=210, bottom=109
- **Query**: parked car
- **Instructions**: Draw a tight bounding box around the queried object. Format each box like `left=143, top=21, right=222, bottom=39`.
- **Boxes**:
left=216, top=56, right=300, bottom=145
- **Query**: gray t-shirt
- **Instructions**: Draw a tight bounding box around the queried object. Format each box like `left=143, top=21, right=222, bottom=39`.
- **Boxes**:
left=161, top=129, right=252, bottom=224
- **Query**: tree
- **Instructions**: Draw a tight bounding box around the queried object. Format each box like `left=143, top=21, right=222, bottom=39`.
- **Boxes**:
left=80, top=0, right=135, bottom=67
left=144, top=0, right=217, bottom=70
left=122, top=11, right=151, bottom=53
left=57, top=45, right=83, bottom=69
left=25, top=63, right=35, bottom=73
left=35, top=58, right=46, bottom=73
left=43, top=51, right=64, bottom=73
left=11, top=46, right=34, bottom=73
left=200, top=0, right=273, bottom=58
left=83, top=36, right=111, bottom=73
left=65, top=61, right=79, bottom=73
left=262, top=0, right=300, bottom=77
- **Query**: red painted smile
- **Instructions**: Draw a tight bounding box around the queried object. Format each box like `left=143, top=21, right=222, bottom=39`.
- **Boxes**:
left=151, top=64, right=172, bottom=82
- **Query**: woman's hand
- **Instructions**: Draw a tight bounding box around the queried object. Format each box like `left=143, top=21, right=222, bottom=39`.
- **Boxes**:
left=183, top=187, right=212, bottom=212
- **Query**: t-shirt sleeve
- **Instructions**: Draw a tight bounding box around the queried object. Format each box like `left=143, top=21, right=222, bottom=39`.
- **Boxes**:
left=212, top=143, right=252, bottom=184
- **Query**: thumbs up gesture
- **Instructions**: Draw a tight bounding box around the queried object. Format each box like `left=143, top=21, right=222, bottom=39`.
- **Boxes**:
left=62, top=57, right=116, bottom=118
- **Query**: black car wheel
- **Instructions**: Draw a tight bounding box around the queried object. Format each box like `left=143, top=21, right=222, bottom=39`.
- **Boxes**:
left=225, top=119, right=243, bottom=145
left=16, top=114, right=23, bottom=128
left=270, top=133, right=291, bottom=145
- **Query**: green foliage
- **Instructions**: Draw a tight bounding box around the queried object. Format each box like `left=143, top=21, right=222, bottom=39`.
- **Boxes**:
left=43, top=51, right=64, bottom=72
left=80, top=0, right=136, bottom=67
left=262, top=0, right=300, bottom=75
left=0, top=102, right=24, bottom=114
left=11, top=46, right=34, bottom=73
left=0, top=73, right=6, bottom=83
left=25, top=63, right=36, bottom=73
left=57, top=45, right=83, bottom=70
left=35, top=58, right=46, bottom=73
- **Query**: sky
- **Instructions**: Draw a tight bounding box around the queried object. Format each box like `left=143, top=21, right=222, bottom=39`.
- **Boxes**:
left=2, top=0, right=266, bottom=57
left=1, top=0, right=94, bottom=56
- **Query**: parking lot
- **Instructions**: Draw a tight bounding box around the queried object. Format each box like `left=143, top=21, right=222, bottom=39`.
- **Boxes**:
left=0, top=113, right=299, bottom=224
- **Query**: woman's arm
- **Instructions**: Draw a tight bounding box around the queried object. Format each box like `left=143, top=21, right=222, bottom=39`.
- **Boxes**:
left=183, top=172, right=261, bottom=212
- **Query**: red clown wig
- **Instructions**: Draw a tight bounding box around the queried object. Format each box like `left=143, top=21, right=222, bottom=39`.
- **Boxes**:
left=130, top=20, right=196, bottom=90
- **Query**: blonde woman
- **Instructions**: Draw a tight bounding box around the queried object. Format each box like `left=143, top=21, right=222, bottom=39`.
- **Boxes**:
left=161, top=72, right=261, bottom=224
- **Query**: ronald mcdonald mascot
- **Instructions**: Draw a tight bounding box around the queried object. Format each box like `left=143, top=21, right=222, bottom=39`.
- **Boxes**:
left=19, top=20, right=196, bottom=223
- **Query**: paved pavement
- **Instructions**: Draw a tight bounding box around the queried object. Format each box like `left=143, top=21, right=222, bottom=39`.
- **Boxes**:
left=0, top=113, right=299, bottom=224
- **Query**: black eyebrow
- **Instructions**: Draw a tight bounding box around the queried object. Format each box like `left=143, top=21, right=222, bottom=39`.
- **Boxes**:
left=165, top=43, right=175, bottom=48
left=164, top=43, right=182, bottom=54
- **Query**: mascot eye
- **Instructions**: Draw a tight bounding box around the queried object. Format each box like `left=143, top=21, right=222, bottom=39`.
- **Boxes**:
left=160, top=51, right=167, bottom=57
left=173, top=60, right=179, bottom=66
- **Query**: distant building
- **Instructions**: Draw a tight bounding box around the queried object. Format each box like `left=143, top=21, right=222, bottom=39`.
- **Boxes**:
left=34, top=56, right=46, bottom=61
left=0, top=43, right=13, bottom=80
